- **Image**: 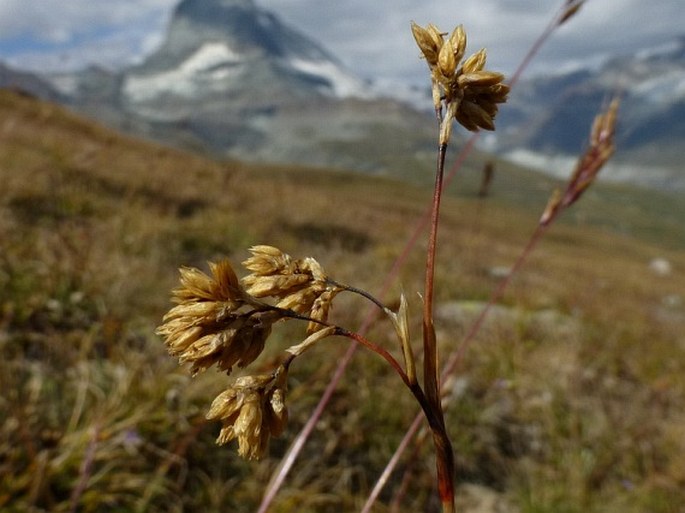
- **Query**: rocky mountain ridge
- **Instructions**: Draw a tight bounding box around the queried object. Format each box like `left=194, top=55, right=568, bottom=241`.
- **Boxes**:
left=37, top=0, right=434, bottom=174
left=496, top=36, right=685, bottom=190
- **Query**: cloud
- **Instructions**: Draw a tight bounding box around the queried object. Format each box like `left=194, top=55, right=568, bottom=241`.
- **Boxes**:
left=260, top=0, right=684, bottom=83
left=0, top=0, right=177, bottom=39
left=0, top=0, right=682, bottom=79
left=0, top=0, right=177, bottom=70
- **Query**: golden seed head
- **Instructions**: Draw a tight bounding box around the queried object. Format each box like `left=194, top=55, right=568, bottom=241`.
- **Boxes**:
left=412, top=22, right=508, bottom=133
left=156, top=260, right=273, bottom=376
left=285, top=326, right=337, bottom=357
left=207, top=369, right=289, bottom=459
left=559, top=0, right=585, bottom=26
left=561, top=99, right=619, bottom=208
left=426, top=24, right=445, bottom=48
left=438, top=39, right=458, bottom=78
left=307, top=288, right=340, bottom=333
left=411, top=21, right=441, bottom=65
left=539, top=188, right=563, bottom=227
left=267, top=386, right=288, bottom=437
left=449, top=25, right=467, bottom=63
left=461, top=48, right=487, bottom=74
left=455, top=100, right=495, bottom=131
left=242, top=245, right=292, bottom=275
left=243, top=274, right=311, bottom=298
left=457, top=71, right=505, bottom=88
left=241, top=245, right=341, bottom=324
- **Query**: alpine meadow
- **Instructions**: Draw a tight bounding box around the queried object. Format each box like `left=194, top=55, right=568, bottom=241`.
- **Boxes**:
left=2, top=1, right=685, bottom=512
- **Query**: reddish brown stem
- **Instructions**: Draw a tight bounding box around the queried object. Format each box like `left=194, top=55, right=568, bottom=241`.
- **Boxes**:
left=422, top=141, right=455, bottom=512
left=338, top=329, right=409, bottom=387
left=339, top=329, right=446, bottom=441
left=262, top=5, right=572, bottom=509
left=364, top=223, right=549, bottom=512
left=423, top=142, right=447, bottom=406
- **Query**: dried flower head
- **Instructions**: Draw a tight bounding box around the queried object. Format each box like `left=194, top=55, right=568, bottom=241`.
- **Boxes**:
left=558, top=0, right=585, bottom=26
left=206, top=368, right=289, bottom=460
left=411, top=21, right=509, bottom=139
left=157, top=249, right=347, bottom=458
left=156, top=260, right=276, bottom=376
left=242, top=245, right=341, bottom=332
left=540, top=99, right=619, bottom=226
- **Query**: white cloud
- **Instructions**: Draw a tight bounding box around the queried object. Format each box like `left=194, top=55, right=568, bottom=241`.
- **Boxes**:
left=0, top=0, right=683, bottom=80
left=0, top=0, right=177, bottom=71
left=0, top=0, right=177, bottom=38
left=260, top=0, right=684, bottom=85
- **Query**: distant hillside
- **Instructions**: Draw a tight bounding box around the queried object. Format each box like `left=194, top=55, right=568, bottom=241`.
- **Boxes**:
left=0, top=62, right=64, bottom=101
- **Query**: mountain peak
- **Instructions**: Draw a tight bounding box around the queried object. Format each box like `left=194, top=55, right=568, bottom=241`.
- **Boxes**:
left=122, top=0, right=370, bottom=107
left=177, top=0, right=255, bottom=10
left=139, top=0, right=334, bottom=72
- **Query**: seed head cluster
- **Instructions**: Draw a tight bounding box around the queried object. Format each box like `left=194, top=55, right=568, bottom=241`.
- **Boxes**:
left=206, top=369, right=288, bottom=460
left=157, top=246, right=339, bottom=458
left=411, top=22, right=509, bottom=138
left=242, top=245, right=341, bottom=333
left=540, top=99, right=619, bottom=226
left=156, top=260, right=277, bottom=377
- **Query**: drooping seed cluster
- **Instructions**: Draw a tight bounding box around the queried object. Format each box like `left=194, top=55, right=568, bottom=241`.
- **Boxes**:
left=157, top=246, right=340, bottom=458
left=206, top=370, right=288, bottom=460
left=411, top=22, right=509, bottom=138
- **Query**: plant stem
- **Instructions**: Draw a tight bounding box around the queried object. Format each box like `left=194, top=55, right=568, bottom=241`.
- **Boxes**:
left=423, top=142, right=447, bottom=406
left=423, top=141, right=455, bottom=512
left=367, top=224, right=550, bottom=512
left=358, top=3, right=576, bottom=508
left=338, top=329, right=410, bottom=388
left=326, top=278, right=388, bottom=312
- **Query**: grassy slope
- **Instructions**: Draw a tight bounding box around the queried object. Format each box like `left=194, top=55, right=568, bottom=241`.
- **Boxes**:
left=1, top=89, right=684, bottom=512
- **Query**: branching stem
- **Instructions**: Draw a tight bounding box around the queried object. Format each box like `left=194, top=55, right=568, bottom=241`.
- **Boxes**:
left=326, top=279, right=388, bottom=312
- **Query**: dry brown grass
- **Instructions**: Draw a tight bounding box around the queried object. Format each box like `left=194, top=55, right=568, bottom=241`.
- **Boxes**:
left=1, top=89, right=685, bottom=512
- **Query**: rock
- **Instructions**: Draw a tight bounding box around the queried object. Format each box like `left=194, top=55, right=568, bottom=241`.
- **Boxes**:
left=649, top=257, right=672, bottom=276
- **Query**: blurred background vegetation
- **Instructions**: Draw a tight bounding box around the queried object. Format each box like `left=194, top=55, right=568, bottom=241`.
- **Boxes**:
left=1, top=89, right=684, bottom=512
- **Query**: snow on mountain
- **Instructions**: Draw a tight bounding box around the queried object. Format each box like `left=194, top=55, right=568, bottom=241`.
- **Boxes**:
left=629, top=69, right=685, bottom=106
left=594, top=37, right=685, bottom=106
left=14, top=0, right=682, bottom=189
left=494, top=35, right=685, bottom=189
left=32, top=0, right=432, bottom=173
left=121, top=0, right=372, bottom=107
left=287, top=57, right=371, bottom=99
left=123, top=42, right=245, bottom=102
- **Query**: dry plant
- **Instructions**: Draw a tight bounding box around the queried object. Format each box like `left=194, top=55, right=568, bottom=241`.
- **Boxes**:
left=157, top=4, right=622, bottom=511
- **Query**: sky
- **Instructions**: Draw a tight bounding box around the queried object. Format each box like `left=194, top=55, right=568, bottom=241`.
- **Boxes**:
left=0, top=0, right=683, bottom=86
